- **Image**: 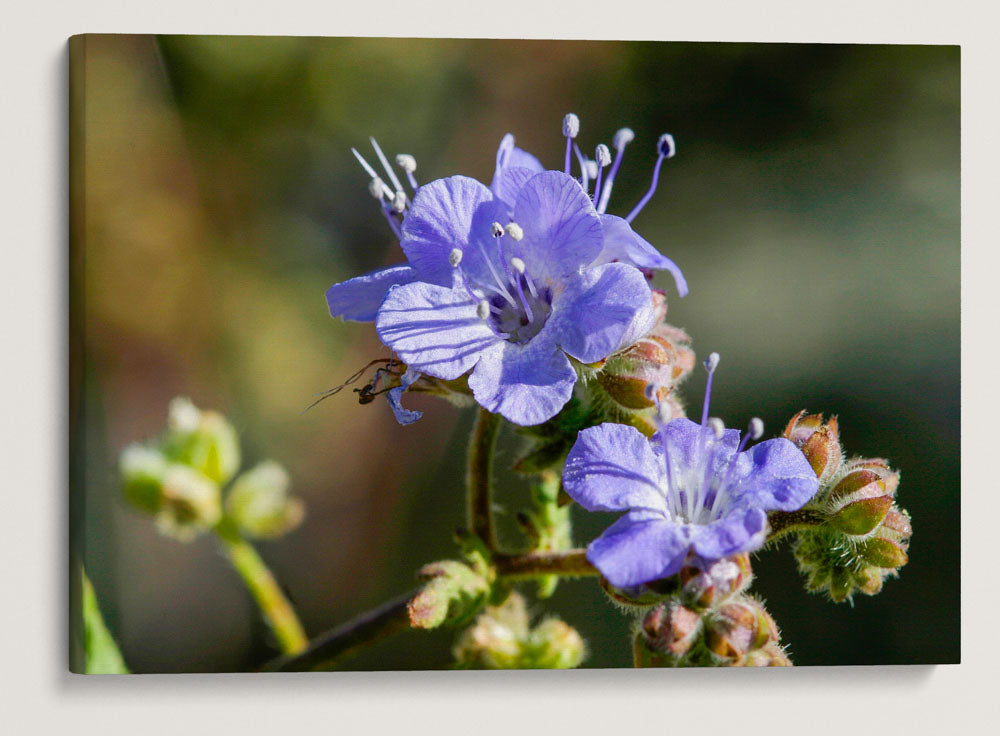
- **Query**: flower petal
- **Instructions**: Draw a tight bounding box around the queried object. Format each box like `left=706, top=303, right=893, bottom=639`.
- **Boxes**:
left=586, top=511, right=691, bottom=588
left=400, top=176, right=504, bottom=287
left=550, top=262, right=655, bottom=364
left=689, top=507, right=768, bottom=559
left=659, top=418, right=741, bottom=476
left=595, top=214, right=688, bottom=297
left=467, top=333, right=576, bottom=426
left=563, top=423, right=667, bottom=514
left=375, top=281, right=498, bottom=381
left=490, top=133, right=544, bottom=192
left=492, top=166, right=538, bottom=213
left=730, top=438, right=820, bottom=511
left=386, top=367, right=422, bottom=426
left=325, top=264, right=416, bottom=322
left=513, top=171, right=603, bottom=282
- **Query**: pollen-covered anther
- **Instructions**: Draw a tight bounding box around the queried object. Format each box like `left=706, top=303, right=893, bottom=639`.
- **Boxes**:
left=505, top=223, right=524, bottom=241
left=708, top=417, right=725, bottom=440
left=509, top=257, right=526, bottom=274
left=613, top=128, right=635, bottom=150
left=748, top=417, right=764, bottom=441
left=448, top=248, right=463, bottom=268
left=704, top=352, right=720, bottom=373
left=584, top=160, right=598, bottom=179
left=368, top=177, right=386, bottom=200
left=476, top=300, right=491, bottom=321
left=392, top=191, right=407, bottom=213
left=595, top=144, right=612, bottom=168
left=658, top=133, right=676, bottom=158
left=395, top=154, right=417, bottom=173
left=562, top=113, right=580, bottom=139
left=490, top=221, right=504, bottom=238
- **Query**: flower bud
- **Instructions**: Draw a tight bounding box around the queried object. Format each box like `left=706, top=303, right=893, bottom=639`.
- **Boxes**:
left=225, top=461, right=305, bottom=539
left=639, top=601, right=702, bottom=658
left=119, top=444, right=168, bottom=514
left=703, top=597, right=779, bottom=663
left=408, top=560, right=491, bottom=630
left=783, top=411, right=843, bottom=483
left=679, top=554, right=752, bottom=610
left=161, top=397, right=241, bottom=486
left=740, top=642, right=792, bottom=667
left=524, top=618, right=586, bottom=669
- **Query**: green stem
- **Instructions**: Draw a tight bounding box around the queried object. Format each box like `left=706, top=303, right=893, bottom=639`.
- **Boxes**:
left=494, top=549, right=598, bottom=579
left=467, top=407, right=501, bottom=550
left=767, top=509, right=827, bottom=542
left=214, top=518, right=308, bottom=655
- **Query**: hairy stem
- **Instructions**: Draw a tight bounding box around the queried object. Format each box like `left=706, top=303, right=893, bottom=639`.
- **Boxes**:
left=495, top=549, right=597, bottom=579
left=214, top=518, right=308, bottom=655
left=767, top=508, right=827, bottom=542
left=468, top=407, right=501, bottom=550
left=263, top=590, right=415, bottom=672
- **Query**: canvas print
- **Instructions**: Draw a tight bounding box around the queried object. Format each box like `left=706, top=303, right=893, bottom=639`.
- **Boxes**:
left=69, top=35, right=959, bottom=672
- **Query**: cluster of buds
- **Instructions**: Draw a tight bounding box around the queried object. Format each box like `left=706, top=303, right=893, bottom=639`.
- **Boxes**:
left=453, top=592, right=585, bottom=669
left=590, top=291, right=696, bottom=436
left=119, top=398, right=303, bottom=542
left=774, top=412, right=912, bottom=602
left=632, top=555, right=790, bottom=666
left=407, top=559, right=493, bottom=630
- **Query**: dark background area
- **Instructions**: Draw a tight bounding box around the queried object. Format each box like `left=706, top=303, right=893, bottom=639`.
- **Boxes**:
left=71, top=35, right=959, bottom=670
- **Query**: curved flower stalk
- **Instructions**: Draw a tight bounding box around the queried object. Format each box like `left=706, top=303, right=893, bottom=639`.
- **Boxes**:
left=563, top=354, right=819, bottom=587
left=325, top=115, right=688, bottom=426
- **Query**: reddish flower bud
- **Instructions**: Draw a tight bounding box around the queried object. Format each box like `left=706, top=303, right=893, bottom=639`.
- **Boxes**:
left=704, top=597, right=779, bottom=662
left=783, top=411, right=843, bottom=482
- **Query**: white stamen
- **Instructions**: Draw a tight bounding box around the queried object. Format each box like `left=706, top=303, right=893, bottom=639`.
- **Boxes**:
left=476, top=300, right=491, bottom=320
left=395, top=154, right=417, bottom=173
left=449, top=248, right=463, bottom=267
left=505, top=223, right=524, bottom=241
left=613, top=128, right=635, bottom=150
left=563, top=113, right=580, bottom=139
left=352, top=147, right=381, bottom=180
left=369, top=137, right=405, bottom=195
left=368, top=177, right=386, bottom=200
left=595, top=144, right=612, bottom=168
left=748, top=417, right=764, bottom=441
left=708, top=417, right=725, bottom=440
left=584, top=160, right=598, bottom=180
left=491, top=222, right=504, bottom=238
left=704, top=352, right=720, bottom=374
left=509, top=257, right=526, bottom=274
left=392, top=191, right=407, bottom=213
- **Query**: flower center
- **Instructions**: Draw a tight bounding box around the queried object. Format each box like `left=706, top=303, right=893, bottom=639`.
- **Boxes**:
left=487, top=280, right=553, bottom=344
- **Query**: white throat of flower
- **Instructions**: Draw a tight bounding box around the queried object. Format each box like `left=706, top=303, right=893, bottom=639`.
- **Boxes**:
left=647, top=352, right=764, bottom=526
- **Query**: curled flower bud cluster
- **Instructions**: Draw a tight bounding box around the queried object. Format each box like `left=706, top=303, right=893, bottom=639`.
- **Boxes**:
left=632, top=555, right=790, bottom=667
left=453, top=592, right=585, bottom=669
left=777, top=412, right=912, bottom=602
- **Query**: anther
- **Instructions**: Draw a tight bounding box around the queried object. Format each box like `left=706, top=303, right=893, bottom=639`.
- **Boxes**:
left=585, top=160, right=598, bottom=180
left=562, top=113, right=580, bottom=139
left=704, top=352, right=720, bottom=374
left=369, top=137, right=405, bottom=195
left=595, top=144, right=612, bottom=168
left=491, top=222, right=505, bottom=238
left=449, top=248, right=463, bottom=267
left=657, top=133, right=676, bottom=158
left=392, top=191, right=407, bottom=213
left=476, top=300, right=491, bottom=320
left=748, top=417, right=764, bottom=441
left=509, top=257, right=526, bottom=274
left=613, top=128, right=635, bottom=150
left=624, top=132, right=677, bottom=224
left=368, top=177, right=386, bottom=200
left=708, top=417, right=725, bottom=440
left=505, top=223, right=524, bottom=241
left=395, top=154, right=417, bottom=173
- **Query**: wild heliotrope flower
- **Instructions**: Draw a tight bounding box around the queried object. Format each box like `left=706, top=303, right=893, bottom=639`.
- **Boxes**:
left=326, top=115, right=688, bottom=426
left=563, top=354, right=819, bottom=587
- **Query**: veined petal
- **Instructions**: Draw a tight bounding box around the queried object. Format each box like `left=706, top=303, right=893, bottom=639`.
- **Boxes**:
left=586, top=511, right=691, bottom=588
left=386, top=367, right=422, bottom=426
left=325, top=264, right=416, bottom=322
left=730, top=438, right=820, bottom=511
left=467, top=333, right=576, bottom=426
left=658, top=418, right=741, bottom=476
left=375, top=281, right=498, bottom=381
left=550, top=262, right=655, bottom=364
left=595, top=215, right=688, bottom=297
left=492, top=166, right=538, bottom=213
left=400, top=176, right=503, bottom=288
left=513, top=171, right=603, bottom=282
left=563, top=423, right=667, bottom=514
left=689, top=507, right=768, bottom=559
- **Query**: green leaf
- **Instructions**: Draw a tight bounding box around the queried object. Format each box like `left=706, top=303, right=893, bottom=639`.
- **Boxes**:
left=83, top=571, right=129, bottom=674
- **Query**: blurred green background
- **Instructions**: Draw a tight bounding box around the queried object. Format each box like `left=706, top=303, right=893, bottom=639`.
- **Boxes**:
left=70, top=35, right=959, bottom=671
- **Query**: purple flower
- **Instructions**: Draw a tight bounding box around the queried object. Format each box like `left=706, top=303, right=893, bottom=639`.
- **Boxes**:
left=563, top=354, right=819, bottom=587
left=376, top=170, right=656, bottom=426
left=325, top=117, right=688, bottom=425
